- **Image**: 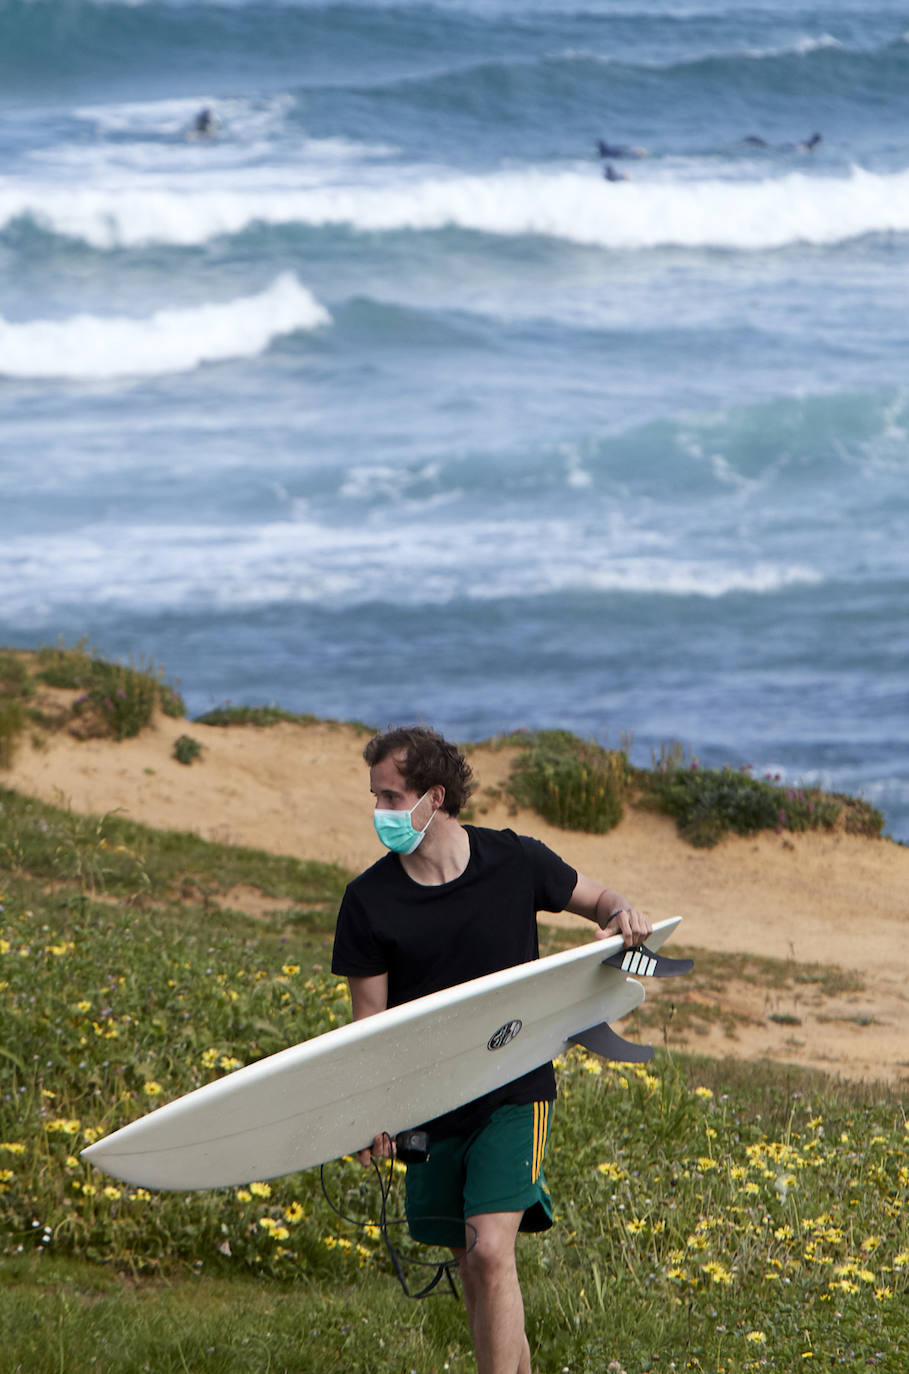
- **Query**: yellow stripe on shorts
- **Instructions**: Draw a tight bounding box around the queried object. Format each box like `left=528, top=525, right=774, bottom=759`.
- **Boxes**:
left=531, top=1101, right=550, bottom=1181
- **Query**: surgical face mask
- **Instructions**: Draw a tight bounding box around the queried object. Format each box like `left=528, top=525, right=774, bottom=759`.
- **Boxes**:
left=373, top=791, right=436, bottom=855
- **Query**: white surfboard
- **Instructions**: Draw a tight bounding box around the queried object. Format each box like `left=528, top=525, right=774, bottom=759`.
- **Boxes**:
left=82, top=917, right=688, bottom=1191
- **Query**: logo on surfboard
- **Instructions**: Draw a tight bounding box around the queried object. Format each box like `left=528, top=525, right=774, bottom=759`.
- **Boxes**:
left=487, top=1019, right=523, bottom=1050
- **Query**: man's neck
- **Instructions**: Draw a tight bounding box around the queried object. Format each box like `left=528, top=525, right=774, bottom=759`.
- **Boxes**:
left=400, top=812, right=470, bottom=886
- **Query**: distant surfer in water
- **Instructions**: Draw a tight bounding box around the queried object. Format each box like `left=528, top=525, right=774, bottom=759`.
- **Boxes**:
left=333, top=725, right=652, bottom=1374
left=187, top=108, right=218, bottom=140
left=603, top=163, right=631, bottom=182
left=744, top=131, right=822, bottom=152
left=596, top=138, right=646, bottom=160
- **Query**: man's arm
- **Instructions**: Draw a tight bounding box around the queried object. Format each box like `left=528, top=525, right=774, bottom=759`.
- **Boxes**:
left=348, top=972, right=389, bottom=1022
left=564, top=872, right=652, bottom=947
left=347, top=973, right=392, bottom=1164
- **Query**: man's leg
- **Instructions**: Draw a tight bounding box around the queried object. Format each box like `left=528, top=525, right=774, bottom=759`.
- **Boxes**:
left=453, top=1210, right=530, bottom=1374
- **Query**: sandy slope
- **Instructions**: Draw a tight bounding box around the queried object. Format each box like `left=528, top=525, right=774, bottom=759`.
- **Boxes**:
left=5, top=713, right=908, bottom=1086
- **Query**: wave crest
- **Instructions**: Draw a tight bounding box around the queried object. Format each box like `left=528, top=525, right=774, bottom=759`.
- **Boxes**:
left=5, top=165, right=909, bottom=254
left=0, top=273, right=330, bottom=379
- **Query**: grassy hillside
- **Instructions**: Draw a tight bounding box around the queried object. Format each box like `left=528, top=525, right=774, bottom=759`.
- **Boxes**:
left=1, top=788, right=906, bottom=1373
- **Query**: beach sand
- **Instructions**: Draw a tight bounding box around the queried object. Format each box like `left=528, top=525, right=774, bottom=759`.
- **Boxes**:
left=5, top=710, right=908, bottom=1087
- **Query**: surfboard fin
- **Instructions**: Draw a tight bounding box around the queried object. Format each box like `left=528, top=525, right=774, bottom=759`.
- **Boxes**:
left=566, top=1022, right=654, bottom=1063
left=603, top=945, right=694, bottom=978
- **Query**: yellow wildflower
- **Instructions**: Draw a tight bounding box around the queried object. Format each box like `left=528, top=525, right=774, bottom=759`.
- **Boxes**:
left=142, top=1081, right=163, bottom=1096
left=701, top=1261, right=733, bottom=1286
left=249, top=1181, right=271, bottom=1198
left=46, top=1119, right=81, bottom=1135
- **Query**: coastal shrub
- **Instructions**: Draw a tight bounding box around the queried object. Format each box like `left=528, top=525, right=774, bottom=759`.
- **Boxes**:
left=0, top=699, right=26, bottom=769
left=507, top=731, right=627, bottom=833
left=0, top=653, right=30, bottom=699
left=173, top=734, right=202, bottom=766
left=838, top=794, right=886, bottom=838
left=195, top=704, right=320, bottom=727
left=637, top=758, right=881, bottom=847
left=0, top=654, right=32, bottom=767
left=35, top=644, right=185, bottom=739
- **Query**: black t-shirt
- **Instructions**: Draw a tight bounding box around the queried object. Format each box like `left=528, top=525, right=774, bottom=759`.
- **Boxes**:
left=331, top=825, right=578, bottom=1137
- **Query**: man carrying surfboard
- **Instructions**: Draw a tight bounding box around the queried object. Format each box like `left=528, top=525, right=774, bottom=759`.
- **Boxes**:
left=332, top=725, right=652, bottom=1374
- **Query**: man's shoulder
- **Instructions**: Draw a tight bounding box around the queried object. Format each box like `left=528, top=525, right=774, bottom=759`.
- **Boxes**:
left=346, top=851, right=400, bottom=896
left=467, top=824, right=563, bottom=857
left=465, top=823, right=524, bottom=843
left=466, top=825, right=566, bottom=867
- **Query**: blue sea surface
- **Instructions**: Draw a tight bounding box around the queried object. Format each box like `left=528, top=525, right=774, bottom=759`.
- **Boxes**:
left=2, top=0, right=908, bottom=837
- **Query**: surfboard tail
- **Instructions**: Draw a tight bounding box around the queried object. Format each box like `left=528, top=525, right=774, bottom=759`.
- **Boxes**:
left=566, top=1022, right=654, bottom=1063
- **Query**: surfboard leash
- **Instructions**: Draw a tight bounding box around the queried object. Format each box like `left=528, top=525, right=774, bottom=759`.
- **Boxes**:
left=319, top=1141, right=477, bottom=1300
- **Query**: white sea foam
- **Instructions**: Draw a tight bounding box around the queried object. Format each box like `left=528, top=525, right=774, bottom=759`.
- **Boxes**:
left=4, top=165, right=909, bottom=253
left=0, top=273, right=329, bottom=379
left=736, top=33, right=842, bottom=60
left=0, top=513, right=823, bottom=621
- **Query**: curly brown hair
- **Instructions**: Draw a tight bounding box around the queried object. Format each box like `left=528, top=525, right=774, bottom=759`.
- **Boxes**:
left=363, top=726, right=475, bottom=816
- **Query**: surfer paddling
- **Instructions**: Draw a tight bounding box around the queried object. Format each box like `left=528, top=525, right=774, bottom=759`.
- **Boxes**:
left=332, top=726, right=652, bottom=1374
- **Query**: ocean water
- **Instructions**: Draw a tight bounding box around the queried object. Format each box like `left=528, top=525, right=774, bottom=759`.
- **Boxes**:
left=2, top=0, right=908, bottom=839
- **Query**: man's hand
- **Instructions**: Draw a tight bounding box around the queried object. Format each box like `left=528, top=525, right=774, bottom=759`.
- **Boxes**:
left=357, top=1132, right=395, bottom=1168
left=594, top=905, right=652, bottom=947
left=565, top=874, right=653, bottom=947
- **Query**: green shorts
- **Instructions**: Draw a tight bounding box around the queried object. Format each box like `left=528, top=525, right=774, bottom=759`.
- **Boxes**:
left=404, top=1101, right=554, bottom=1249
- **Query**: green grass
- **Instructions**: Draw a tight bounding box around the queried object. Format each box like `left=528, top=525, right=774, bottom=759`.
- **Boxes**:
left=1, top=806, right=907, bottom=1373
left=0, top=786, right=348, bottom=916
